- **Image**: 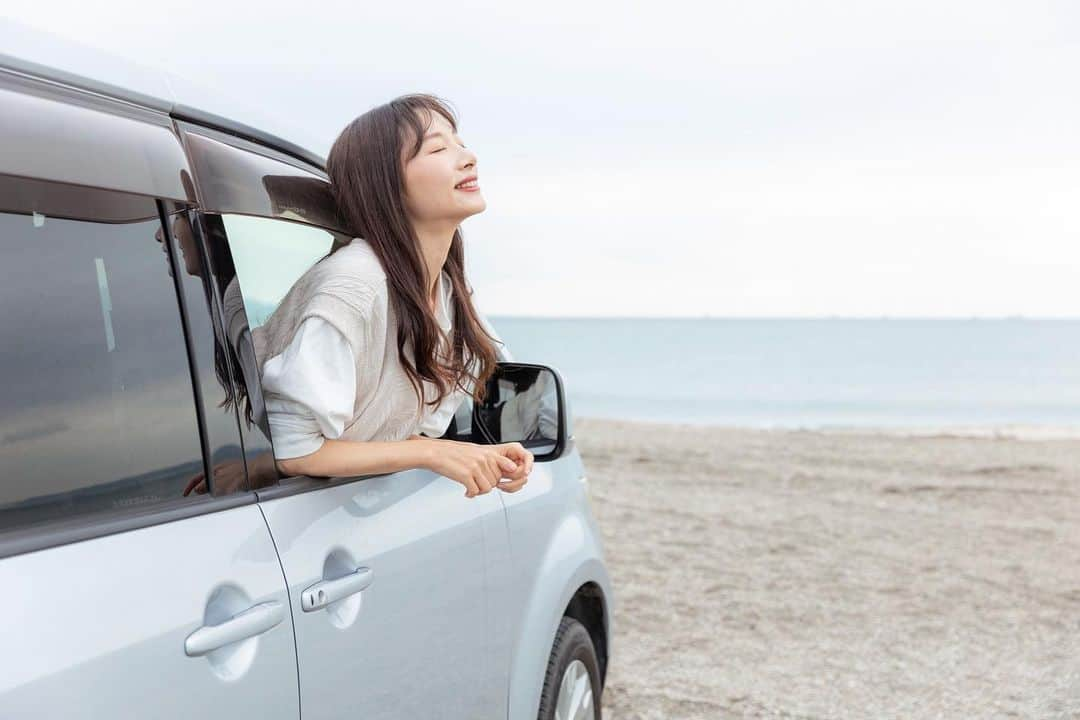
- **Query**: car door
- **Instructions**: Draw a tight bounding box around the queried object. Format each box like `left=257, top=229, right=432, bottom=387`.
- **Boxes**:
left=256, top=469, right=506, bottom=720
left=0, top=73, right=298, bottom=718
left=178, top=122, right=509, bottom=718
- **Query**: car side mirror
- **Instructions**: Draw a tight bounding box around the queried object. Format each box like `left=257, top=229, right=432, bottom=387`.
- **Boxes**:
left=470, top=362, right=570, bottom=461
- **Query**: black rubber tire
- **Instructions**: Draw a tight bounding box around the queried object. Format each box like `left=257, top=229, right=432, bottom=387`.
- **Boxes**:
left=536, top=616, right=603, bottom=720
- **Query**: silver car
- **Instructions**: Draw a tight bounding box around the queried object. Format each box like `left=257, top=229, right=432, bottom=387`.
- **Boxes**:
left=0, top=20, right=613, bottom=720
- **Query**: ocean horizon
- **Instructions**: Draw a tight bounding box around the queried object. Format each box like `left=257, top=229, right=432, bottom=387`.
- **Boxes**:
left=487, top=316, right=1080, bottom=431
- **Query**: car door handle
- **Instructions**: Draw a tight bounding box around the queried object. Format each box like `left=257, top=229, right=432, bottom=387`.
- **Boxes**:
left=184, top=600, right=285, bottom=657
left=301, top=567, right=374, bottom=612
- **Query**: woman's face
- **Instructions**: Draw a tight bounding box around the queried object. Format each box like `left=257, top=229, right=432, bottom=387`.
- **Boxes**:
left=154, top=213, right=201, bottom=277
left=401, top=111, right=485, bottom=228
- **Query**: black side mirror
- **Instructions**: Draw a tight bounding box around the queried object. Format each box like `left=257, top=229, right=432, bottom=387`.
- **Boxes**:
left=469, top=362, right=570, bottom=461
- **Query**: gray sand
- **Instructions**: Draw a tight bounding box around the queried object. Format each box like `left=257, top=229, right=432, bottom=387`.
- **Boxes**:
left=575, top=417, right=1080, bottom=719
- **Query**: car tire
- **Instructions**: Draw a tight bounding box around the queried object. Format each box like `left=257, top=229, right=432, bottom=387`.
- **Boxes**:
left=536, top=616, right=602, bottom=720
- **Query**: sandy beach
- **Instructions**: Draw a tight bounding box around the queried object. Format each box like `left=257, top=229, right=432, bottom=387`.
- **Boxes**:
left=574, top=417, right=1080, bottom=719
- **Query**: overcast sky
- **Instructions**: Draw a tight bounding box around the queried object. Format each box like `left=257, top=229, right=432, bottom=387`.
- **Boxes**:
left=8, top=1, right=1080, bottom=317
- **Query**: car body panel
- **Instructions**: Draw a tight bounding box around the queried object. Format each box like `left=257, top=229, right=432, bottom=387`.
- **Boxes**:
left=497, top=442, right=614, bottom=719
left=0, top=505, right=299, bottom=718
left=257, top=469, right=508, bottom=719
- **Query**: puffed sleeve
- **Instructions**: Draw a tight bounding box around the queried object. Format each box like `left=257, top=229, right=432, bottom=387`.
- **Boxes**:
left=260, top=316, right=356, bottom=460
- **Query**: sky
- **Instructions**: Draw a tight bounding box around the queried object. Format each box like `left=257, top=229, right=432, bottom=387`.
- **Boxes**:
left=6, top=1, right=1080, bottom=317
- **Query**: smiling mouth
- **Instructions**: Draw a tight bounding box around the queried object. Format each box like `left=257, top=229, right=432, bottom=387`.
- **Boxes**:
left=454, top=179, right=479, bottom=191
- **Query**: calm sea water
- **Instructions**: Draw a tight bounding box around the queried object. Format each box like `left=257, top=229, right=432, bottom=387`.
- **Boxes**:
left=487, top=317, right=1080, bottom=429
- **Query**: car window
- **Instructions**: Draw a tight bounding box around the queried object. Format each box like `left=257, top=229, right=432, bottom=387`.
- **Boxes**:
left=221, top=213, right=339, bottom=328
left=0, top=175, right=210, bottom=535
left=208, top=212, right=354, bottom=482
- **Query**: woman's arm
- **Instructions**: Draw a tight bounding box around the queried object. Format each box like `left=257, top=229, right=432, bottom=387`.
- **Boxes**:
left=275, top=435, right=433, bottom=478
left=277, top=434, right=533, bottom=499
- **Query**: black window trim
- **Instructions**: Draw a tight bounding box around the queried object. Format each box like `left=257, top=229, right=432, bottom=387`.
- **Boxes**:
left=173, top=117, right=328, bottom=185
left=171, top=104, right=325, bottom=174
left=158, top=199, right=216, bottom=491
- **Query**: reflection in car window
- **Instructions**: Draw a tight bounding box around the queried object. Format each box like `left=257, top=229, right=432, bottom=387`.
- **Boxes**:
left=0, top=177, right=206, bottom=535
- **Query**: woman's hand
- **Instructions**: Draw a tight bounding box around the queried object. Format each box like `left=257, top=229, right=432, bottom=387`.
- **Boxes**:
left=493, top=441, right=534, bottom=493
left=415, top=437, right=533, bottom=498
left=183, top=458, right=247, bottom=496
left=249, top=450, right=282, bottom=489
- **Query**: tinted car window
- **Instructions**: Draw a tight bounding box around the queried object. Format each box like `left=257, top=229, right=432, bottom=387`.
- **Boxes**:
left=222, top=213, right=339, bottom=327
left=0, top=175, right=207, bottom=534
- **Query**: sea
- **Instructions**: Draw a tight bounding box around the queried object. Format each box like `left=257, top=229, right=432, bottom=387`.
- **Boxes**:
left=486, top=317, right=1080, bottom=430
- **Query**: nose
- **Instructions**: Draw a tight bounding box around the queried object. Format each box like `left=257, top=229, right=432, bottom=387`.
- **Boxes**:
left=459, top=146, right=477, bottom=170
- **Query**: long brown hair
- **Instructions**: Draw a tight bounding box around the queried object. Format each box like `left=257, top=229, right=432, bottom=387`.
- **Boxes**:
left=325, top=93, right=500, bottom=415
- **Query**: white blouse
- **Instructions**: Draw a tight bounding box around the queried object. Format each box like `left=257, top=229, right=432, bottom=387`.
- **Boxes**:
left=260, top=271, right=509, bottom=459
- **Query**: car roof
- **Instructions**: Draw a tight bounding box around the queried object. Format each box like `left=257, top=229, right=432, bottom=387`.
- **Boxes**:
left=0, top=18, right=326, bottom=170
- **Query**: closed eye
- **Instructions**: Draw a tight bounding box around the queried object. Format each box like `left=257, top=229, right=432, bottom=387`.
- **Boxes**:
left=430, top=138, right=466, bottom=153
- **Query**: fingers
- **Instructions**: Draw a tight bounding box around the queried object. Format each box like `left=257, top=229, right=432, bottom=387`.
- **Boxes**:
left=451, top=446, right=533, bottom=500
left=183, top=472, right=204, bottom=496
left=500, top=441, right=532, bottom=467
left=492, top=443, right=531, bottom=493
left=495, top=444, right=532, bottom=480
left=184, top=480, right=208, bottom=496
left=464, top=455, right=508, bottom=499
left=485, top=455, right=505, bottom=487
left=460, top=465, right=481, bottom=498
left=498, top=462, right=527, bottom=484
left=474, top=456, right=498, bottom=495
left=500, top=459, right=527, bottom=483
left=498, top=475, right=528, bottom=493
left=473, top=472, right=493, bottom=496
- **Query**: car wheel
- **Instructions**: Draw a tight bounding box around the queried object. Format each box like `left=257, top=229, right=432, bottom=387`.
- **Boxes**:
left=536, top=616, right=602, bottom=720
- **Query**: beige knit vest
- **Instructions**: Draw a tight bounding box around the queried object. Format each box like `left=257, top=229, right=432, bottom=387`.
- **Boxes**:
left=251, top=238, right=437, bottom=443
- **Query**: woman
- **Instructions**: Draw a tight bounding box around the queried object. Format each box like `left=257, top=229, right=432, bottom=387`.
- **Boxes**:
left=251, top=93, right=532, bottom=499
